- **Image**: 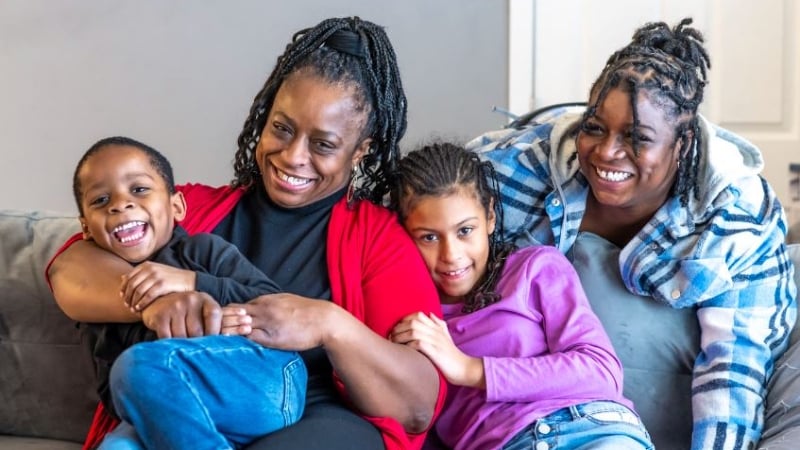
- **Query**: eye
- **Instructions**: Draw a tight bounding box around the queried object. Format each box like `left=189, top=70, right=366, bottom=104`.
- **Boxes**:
left=629, top=130, right=653, bottom=143
left=271, top=121, right=292, bottom=137
left=580, top=120, right=604, bottom=136
left=457, top=226, right=474, bottom=238
left=312, top=140, right=336, bottom=154
left=89, top=195, right=109, bottom=207
left=132, top=186, right=150, bottom=194
left=418, top=233, right=438, bottom=243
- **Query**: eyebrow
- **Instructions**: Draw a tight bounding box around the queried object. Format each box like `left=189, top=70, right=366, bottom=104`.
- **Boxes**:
left=591, top=114, right=656, bottom=133
left=83, top=171, right=157, bottom=193
left=272, top=111, right=343, bottom=142
left=409, top=216, right=479, bottom=233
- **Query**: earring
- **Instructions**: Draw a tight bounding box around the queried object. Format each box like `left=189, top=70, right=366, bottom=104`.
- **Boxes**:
left=346, top=164, right=358, bottom=203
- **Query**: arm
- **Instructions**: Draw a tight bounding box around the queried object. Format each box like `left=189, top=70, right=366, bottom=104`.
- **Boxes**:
left=689, top=275, right=795, bottom=450
left=326, top=205, right=444, bottom=433
left=122, top=234, right=281, bottom=311
left=323, top=306, right=442, bottom=433
left=391, top=312, right=486, bottom=389
left=221, top=293, right=440, bottom=434
left=484, top=249, right=623, bottom=402
left=48, top=239, right=139, bottom=322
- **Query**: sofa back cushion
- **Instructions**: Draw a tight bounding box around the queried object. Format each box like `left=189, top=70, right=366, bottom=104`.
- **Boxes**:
left=570, top=232, right=697, bottom=450
left=571, top=232, right=800, bottom=450
left=758, top=243, right=800, bottom=448
left=0, top=210, right=95, bottom=442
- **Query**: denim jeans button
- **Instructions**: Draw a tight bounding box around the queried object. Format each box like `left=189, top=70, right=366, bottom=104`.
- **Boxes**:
left=537, top=423, right=551, bottom=434
left=535, top=441, right=549, bottom=450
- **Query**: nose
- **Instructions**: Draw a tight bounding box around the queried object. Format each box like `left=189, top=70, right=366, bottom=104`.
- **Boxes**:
left=281, top=137, right=310, bottom=167
left=439, top=237, right=463, bottom=264
left=595, top=134, right=625, bottom=160
left=108, top=195, right=135, bottom=214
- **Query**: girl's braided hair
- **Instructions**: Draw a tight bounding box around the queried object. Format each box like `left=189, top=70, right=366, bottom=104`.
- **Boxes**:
left=391, top=142, right=515, bottom=313
left=232, top=16, right=407, bottom=205
left=582, top=17, right=711, bottom=205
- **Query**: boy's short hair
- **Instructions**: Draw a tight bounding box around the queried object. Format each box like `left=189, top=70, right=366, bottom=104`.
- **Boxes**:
left=73, top=136, right=176, bottom=215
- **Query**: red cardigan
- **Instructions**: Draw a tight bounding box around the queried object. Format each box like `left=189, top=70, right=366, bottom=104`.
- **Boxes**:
left=51, top=183, right=446, bottom=450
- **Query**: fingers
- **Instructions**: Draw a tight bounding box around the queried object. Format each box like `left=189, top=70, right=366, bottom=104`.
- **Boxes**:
left=120, top=263, right=195, bottom=312
left=170, top=316, right=188, bottom=339
left=202, top=301, right=222, bottom=336
left=150, top=319, right=173, bottom=339
left=390, top=312, right=440, bottom=345
left=121, top=268, right=162, bottom=311
left=220, top=307, right=252, bottom=335
left=141, top=291, right=222, bottom=339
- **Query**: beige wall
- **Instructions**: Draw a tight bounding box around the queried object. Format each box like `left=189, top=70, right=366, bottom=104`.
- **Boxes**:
left=0, top=0, right=509, bottom=212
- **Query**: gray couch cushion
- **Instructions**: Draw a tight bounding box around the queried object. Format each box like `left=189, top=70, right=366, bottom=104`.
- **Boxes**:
left=0, top=210, right=96, bottom=443
left=0, top=435, right=82, bottom=449
left=570, top=232, right=699, bottom=450
left=758, top=244, right=800, bottom=450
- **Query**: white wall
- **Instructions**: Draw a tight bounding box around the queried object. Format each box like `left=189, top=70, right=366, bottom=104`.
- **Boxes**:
left=520, top=0, right=800, bottom=237
left=0, top=0, right=509, bottom=213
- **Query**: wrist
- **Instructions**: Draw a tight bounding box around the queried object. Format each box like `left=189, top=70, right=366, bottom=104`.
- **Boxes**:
left=319, top=302, right=352, bottom=348
left=463, top=356, right=486, bottom=389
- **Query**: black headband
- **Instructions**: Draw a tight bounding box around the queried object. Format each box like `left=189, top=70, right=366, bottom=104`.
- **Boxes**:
left=324, top=29, right=367, bottom=58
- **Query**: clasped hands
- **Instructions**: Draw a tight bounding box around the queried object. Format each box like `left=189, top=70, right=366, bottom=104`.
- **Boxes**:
left=118, top=261, right=331, bottom=350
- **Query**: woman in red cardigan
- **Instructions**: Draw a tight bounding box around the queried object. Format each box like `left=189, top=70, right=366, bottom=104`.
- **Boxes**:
left=48, top=16, right=444, bottom=450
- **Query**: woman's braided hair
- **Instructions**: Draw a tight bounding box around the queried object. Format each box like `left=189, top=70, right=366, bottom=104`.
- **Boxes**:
left=391, top=142, right=515, bottom=313
left=582, top=17, right=711, bottom=205
left=231, top=17, right=407, bottom=205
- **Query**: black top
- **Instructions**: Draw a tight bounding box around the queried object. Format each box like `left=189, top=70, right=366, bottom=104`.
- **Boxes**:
left=83, top=225, right=281, bottom=417
left=212, top=184, right=346, bottom=399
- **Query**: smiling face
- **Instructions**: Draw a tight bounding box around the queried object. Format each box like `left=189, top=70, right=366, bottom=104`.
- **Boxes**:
left=77, top=145, right=186, bottom=263
left=576, top=87, right=682, bottom=218
left=255, top=73, right=372, bottom=208
left=403, top=188, right=496, bottom=304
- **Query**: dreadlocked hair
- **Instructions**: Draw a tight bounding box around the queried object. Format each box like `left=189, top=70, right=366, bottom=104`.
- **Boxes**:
left=391, top=142, right=515, bottom=313
left=583, top=17, right=710, bottom=206
left=231, top=16, right=407, bottom=206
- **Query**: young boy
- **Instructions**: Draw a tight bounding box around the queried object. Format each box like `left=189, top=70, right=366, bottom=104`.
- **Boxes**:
left=73, top=136, right=306, bottom=449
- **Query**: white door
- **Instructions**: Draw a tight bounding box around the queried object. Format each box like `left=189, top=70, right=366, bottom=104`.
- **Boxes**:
left=509, top=0, right=800, bottom=232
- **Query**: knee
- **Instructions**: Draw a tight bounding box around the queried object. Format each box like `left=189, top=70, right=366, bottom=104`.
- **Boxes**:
left=110, top=342, right=169, bottom=396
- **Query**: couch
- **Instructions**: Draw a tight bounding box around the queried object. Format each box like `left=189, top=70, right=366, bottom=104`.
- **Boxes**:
left=1, top=209, right=799, bottom=449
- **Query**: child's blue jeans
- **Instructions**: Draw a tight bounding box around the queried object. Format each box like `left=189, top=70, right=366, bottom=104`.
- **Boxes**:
left=502, top=401, right=653, bottom=450
left=99, top=335, right=306, bottom=450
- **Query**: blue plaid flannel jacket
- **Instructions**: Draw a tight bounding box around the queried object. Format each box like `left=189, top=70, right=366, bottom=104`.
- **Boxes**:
left=466, top=106, right=797, bottom=450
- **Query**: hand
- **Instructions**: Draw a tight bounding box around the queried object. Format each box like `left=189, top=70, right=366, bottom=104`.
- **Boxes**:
left=234, top=293, right=337, bottom=351
left=220, top=306, right=253, bottom=336
left=391, top=312, right=485, bottom=388
left=120, top=262, right=196, bottom=312
left=140, top=291, right=221, bottom=339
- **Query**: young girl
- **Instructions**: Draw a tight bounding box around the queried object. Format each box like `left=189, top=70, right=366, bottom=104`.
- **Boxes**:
left=390, top=142, right=653, bottom=450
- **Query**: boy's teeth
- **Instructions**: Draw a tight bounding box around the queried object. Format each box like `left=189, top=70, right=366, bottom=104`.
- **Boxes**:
left=113, top=221, right=145, bottom=233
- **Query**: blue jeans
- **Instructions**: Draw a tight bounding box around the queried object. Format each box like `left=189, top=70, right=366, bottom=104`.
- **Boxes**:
left=100, top=335, right=307, bottom=450
left=502, top=401, right=653, bottom=450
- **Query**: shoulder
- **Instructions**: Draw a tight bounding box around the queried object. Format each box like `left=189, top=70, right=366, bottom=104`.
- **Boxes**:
left=332, top=198, right=401, bottom=231
left=173, top=227, right=237, bottom=255
left=177, top=182, right=244, bottom=203
left=181, top=230, right=228, bottom=247
left=504, top=245, right=574, bottom=279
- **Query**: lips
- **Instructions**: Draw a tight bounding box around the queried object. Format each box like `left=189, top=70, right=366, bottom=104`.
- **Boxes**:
left=112, top=220, right=147, bottom=244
